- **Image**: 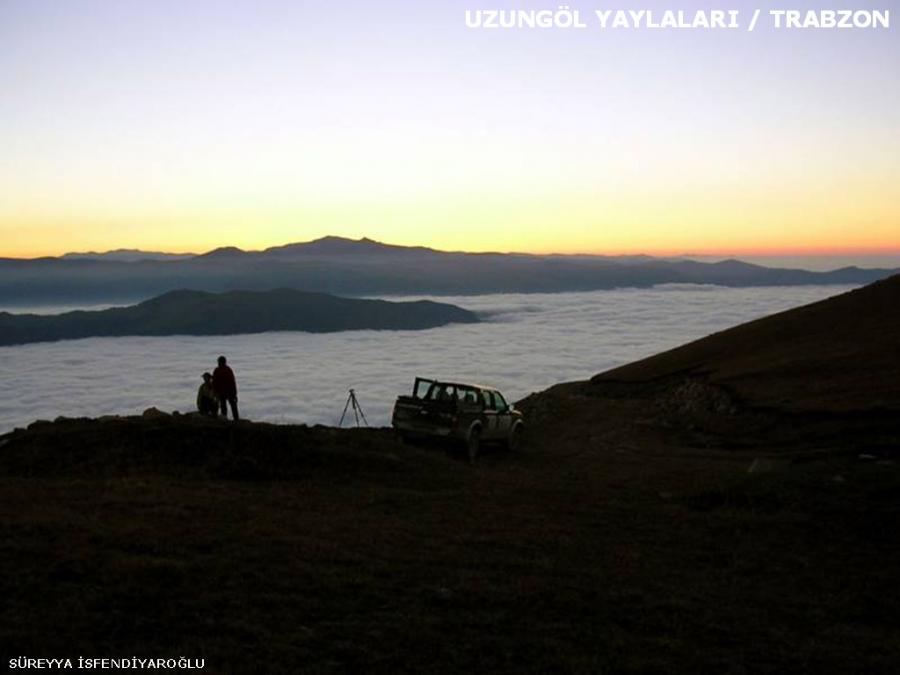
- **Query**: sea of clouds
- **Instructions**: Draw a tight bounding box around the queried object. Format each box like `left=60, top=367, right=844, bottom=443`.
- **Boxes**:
left=0, top=285, right=854, bottom=433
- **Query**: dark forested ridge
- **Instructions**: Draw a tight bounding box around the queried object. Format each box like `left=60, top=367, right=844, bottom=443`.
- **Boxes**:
left=2, top=236, right=895, bottom=305
left=0, top=288, right=478, bottom=346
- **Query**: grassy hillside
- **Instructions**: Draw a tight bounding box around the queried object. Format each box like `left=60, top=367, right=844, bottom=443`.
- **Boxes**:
left=595, top=274, right=900, bottom=412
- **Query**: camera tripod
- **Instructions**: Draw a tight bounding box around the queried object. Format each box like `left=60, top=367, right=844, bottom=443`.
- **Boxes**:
left=339, top=388, right=369, bottom=428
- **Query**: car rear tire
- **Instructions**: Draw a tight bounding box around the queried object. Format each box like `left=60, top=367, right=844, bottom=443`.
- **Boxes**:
left=467, top=426, right=481, bottom=463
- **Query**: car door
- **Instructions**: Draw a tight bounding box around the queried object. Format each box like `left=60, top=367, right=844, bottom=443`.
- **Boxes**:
left=492, top=391, right=513, bottom=438
left=480, top=390, right=499, bottom=439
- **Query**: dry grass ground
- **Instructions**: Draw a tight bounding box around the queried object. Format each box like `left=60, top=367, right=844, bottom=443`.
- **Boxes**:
left=1, top=404, right=898, bottom=674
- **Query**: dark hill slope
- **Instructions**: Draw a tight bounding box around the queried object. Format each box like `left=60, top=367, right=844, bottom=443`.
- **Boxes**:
left=519, top=275, right=900, bottom=458
left=596, top=274, right=900, bottom=412
left=0, top=288, right=478, bottom=346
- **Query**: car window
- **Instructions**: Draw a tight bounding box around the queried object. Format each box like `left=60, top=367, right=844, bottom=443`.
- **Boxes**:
left=483, top=391, right=498, bottom=410
left=493, top=392, right=508, bottom=411
left=437, top=385, right=452, bottom=401
left=414, top=379, right=435, bottom=399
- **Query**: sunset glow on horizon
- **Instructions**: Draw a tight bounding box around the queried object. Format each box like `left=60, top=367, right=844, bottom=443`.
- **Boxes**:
left=1, top=0, right=897, bottom=260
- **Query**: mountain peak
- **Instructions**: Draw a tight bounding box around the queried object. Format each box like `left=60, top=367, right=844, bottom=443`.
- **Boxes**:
left=198, top=246, right=246, bottom=259
left=263, top=236, right=430, bottom=257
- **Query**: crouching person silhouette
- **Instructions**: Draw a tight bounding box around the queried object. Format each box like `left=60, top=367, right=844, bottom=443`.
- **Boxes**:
left=197, top=372, right=219, bottom=416
left=213, top=355, right=239, bottom=420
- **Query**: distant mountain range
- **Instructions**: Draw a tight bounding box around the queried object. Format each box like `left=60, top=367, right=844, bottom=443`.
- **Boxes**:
left=2, top=236, right=897, bottom=306
left=61, top=249, right=196, bottom=262
left=0, top=288, right=478, bottom=346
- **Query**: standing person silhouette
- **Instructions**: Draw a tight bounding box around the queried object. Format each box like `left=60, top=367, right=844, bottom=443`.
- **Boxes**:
left=212, top=355, right=239, bottom=420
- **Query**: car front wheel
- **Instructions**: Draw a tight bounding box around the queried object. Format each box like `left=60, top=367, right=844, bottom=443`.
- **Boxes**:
left=508, top=424, right=523, bottom=452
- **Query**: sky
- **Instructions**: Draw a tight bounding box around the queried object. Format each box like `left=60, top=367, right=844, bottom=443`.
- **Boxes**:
left=1, top=0, right=898, bottom=258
